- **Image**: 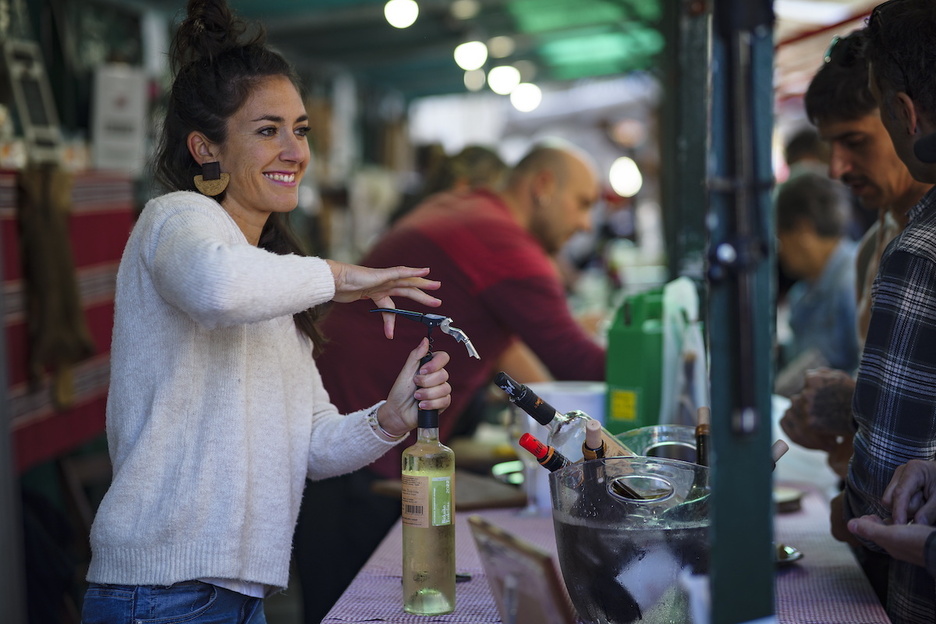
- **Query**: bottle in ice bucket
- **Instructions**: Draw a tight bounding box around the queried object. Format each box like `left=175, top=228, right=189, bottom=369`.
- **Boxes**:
left=695, top=406, right=711, bottom=466
left=518, top=433, right=571, bottom=472
left=494, top=371, right=636, bottom=461
left=401, top=355, right=455, bottom=615
left=582, top=419, right=606, bottom=460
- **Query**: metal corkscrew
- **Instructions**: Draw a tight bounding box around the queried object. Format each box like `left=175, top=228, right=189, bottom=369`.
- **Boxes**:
left=370, top=308, right=480, bottom=360
left=371, top=308, right=480, bottom=425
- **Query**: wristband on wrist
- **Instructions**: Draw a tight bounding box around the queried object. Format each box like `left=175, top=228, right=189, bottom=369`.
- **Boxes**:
left=367, top=405, right=407, bottom=441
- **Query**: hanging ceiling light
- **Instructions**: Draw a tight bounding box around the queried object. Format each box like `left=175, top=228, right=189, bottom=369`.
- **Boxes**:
left=487, top=65, right=521, bottom=95
left=609, top=156, right=643, bottom=197
left=384, top=0, right=419, bottom=29
left=487, top=35, right=515, bottom=58
left=450, top=0, right=481, bottom=20
left=510, top=83, right=542, bottom=112
left=464, top=69, right=486, bottom=92
left=454, top=41, right=488, bottom=71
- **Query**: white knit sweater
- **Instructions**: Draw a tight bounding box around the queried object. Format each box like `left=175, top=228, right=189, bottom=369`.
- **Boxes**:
left=87, top=192, right=401, bottom=591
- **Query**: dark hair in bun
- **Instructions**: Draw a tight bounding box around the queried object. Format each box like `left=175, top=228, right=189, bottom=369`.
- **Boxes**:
left=154, top=0, right=323, bottom=351
left=154, top=0, right=299, bottom=195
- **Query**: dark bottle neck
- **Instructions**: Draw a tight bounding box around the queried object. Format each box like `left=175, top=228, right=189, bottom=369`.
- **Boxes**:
left=417, top=408, right=439, bottom=430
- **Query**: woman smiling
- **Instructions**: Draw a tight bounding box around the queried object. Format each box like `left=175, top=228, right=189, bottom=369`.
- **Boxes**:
left=79, top=1, right=453, bottom=622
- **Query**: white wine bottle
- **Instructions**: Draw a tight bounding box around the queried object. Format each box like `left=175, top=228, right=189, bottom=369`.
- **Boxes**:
left=494, top=371, right=636, bottom=462
left=402, top=358, right=456, bottom=615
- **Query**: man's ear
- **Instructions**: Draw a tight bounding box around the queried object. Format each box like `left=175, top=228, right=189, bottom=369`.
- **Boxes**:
left=531, top=168, right=556, bottom=204
left=913, top=102, right=936, bottom=140
left=187, top=131, right=217, bottom=165
left=894, top=92, right=919, bottom=137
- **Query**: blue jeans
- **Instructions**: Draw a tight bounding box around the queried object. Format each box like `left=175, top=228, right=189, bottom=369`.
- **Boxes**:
left=81, top=581, right=267, bottom=624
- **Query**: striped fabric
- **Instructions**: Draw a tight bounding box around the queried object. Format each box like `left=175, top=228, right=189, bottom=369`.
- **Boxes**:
left=1, top=170, right=134, bottom=472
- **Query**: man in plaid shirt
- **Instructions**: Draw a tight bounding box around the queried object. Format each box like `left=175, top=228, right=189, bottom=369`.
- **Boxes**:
left=835, top=2, right=936, bottom=622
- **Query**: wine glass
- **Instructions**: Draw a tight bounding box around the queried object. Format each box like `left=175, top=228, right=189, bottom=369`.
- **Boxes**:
left=505, top=406, right=543, bottom=516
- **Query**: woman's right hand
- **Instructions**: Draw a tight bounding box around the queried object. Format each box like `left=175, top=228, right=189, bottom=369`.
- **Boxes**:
left=325, top=260, right=442, bottom=339
left=376, top=338, right=452, bottom=438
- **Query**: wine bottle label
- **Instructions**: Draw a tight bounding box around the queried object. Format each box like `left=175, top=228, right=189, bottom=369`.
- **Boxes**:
left=401, top=474, right=453, bottom=528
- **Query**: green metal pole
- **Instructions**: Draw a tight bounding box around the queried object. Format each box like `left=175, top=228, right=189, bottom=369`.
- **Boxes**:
left=707, top=0, right=776, bottom=622
left=660, top=0, right=711, bottom=282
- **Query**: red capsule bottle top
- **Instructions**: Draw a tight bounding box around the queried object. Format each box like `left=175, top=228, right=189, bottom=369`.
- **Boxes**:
left=518, top=432, right=549, bottom=459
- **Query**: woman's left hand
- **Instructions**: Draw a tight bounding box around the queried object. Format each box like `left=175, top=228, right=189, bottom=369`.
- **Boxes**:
left=377, top=338, right=452, bottom=437
left=326, top=260, right=441, bottom=338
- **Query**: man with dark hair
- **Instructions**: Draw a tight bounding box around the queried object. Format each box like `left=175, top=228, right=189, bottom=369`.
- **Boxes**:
left=782, top=27, right=930, bottom=477
left=828, top=3, right=936, bottom=623
left=780, top=26, right=932, bottom=608
left=804, top=28, right=929, bottom=330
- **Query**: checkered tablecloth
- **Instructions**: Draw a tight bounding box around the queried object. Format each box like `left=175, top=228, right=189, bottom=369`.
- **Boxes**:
left=323, top=484, right=890, bottom=624
left=322, top=510, right=555, bottom=624
left=774, top=482, right=891, bottom=623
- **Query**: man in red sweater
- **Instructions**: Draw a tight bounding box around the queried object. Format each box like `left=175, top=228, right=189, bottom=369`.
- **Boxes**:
left=297, top=143, right=605, bottom=622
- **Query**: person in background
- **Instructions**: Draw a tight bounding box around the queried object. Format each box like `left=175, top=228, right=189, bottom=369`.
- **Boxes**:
left=79, top=1, right=454, bottom=622
left=831, top=3, right=936, bottom=621
left=778, top=25, right=933, bottom=606
left=783, top=126, right=830, bottom=181
left=296, top=142, right=605, bottom=623
left=774, top=127, right=831, bottom=307
left=389, top=143, right=532, bottom=438
left=777, top=128, right=826, bottom=268
left=775, top=172, right=859, bottom=374
left=425, top=144, right=509, bottom=196
left=388, top=144, right=508, bottom=225
left=389, top=142, right=448, bottom=223
left=782, top=125, right=875, bottom=244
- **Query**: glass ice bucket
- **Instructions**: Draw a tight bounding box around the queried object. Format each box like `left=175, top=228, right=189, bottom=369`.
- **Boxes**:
left=549, top=457, right=710, bottom=624
left=616, top=424, right=698, bottom=463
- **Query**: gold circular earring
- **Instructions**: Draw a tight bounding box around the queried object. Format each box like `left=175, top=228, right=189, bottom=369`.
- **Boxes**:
left=194, top=161, right=230, bottom=196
